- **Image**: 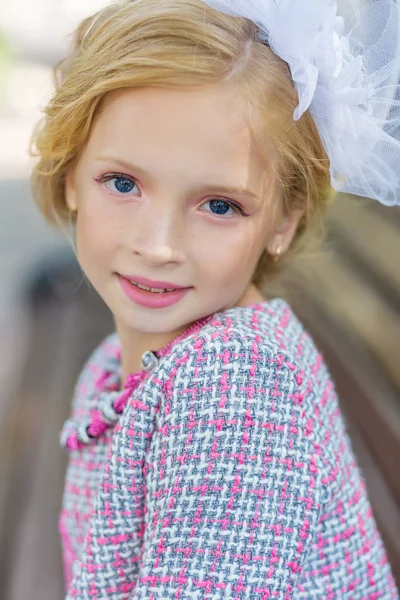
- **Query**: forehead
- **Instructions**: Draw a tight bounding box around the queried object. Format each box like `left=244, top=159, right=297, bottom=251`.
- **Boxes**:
left=83, top=85, right=267, bottom=184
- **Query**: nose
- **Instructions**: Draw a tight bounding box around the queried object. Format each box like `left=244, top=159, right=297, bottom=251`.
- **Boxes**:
left=130, top=203, right=186, bottom=266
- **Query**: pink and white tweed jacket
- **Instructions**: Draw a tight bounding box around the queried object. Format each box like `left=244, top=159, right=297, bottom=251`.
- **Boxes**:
left=59, top=298, right=399, bottom=599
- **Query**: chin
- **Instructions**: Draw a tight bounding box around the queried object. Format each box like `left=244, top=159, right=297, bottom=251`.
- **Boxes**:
left=116, top=307, right=186, bottom=332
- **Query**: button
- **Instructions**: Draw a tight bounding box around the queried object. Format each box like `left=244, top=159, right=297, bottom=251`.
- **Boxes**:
left=141, top=351, right=159, bottom=371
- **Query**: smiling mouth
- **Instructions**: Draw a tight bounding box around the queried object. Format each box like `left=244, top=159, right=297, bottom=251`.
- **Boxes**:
left=117, top=274, right=192, bottom=308
left=128, top=280, right=178, bottom=293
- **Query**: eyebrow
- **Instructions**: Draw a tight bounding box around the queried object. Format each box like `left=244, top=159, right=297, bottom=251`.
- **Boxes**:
left=94, top=155, right=260, bottom=201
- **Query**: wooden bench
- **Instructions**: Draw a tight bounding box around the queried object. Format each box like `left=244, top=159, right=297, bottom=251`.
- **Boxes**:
left=0, top=193, right=399, bottom=598
left=281, top=193, right=400, bottom=586
left=0, top=260, right=113, bottom=600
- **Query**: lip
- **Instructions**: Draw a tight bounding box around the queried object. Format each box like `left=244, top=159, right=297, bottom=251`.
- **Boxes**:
left=117, top=274, right=192, bottom=309
left=119, top=275, right=190, bottom=290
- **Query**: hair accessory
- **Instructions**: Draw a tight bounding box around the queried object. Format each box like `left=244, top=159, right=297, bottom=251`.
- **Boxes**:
left=199, top=0, right=400, bottom=207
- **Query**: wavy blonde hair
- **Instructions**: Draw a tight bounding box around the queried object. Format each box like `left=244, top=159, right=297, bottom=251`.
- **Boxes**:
left=30, top=0, right=335, bottom=289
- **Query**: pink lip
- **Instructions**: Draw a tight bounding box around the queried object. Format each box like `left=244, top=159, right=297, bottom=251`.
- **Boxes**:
left=117, top=275, right=192, bottom=309
left=119, top=275, right=189, bottom=290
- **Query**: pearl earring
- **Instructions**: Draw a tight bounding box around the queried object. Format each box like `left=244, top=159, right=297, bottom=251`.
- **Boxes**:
left=272, top=244, right=284, bottom=263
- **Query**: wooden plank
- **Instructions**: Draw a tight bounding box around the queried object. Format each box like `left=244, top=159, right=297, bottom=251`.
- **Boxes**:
left=342, top=416, right=400, bottom=588
left=367, top=197, right=400, bottom=228
left=6, top=301, right=77, bottom=600
left=286, top=285, right=400, bottom=504
left=289, top=252, right=400, bottom=391
left=0, top=303, right=67, bottom=600
left=327, top=195, right=400, bottom=294
left=326, top=195, right=400, bottom=313
left=0, top=286, right=112, bottom=600
left=286, top=288, right=400, bottom=581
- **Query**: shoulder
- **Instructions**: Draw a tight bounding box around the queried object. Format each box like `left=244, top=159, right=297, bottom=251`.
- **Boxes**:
left=152, top=298, right=311, bottom=424
left=157, top=297, right=321, bottom=368
left=142, top=302, right=334, bottom=502
left=155, top=297, right=322, bottom=390
left=148, top=299, right=338, bottom=494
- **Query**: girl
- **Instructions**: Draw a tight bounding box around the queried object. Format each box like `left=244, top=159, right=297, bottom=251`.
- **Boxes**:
left=30, top=0, right=400, bottom=598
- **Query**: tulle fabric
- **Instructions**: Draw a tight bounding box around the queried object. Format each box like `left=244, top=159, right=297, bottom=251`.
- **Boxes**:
left=200, top=0, right=400, bottom=206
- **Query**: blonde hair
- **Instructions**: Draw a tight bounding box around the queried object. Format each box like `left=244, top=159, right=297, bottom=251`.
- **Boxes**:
left=30, top=0, right=335, bottom=289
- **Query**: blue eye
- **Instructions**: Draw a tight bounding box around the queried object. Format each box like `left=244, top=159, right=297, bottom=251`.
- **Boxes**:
left=105, top=176, right=138, bottom=194
left=209, top=199, right=231, bottom=215
left=203, top=198, right=243, bottom=217
left=95, top=174, right=140, bottom=195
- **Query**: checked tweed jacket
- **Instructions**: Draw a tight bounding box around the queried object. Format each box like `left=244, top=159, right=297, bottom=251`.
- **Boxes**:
left=59, top=298, right=398, bottom=599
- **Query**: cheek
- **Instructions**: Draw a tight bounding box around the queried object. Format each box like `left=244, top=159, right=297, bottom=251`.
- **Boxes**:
left=75, top=179, right=124, bottom=251
left=75, top=206, right=121, bottom=271
left=195, top=223, right=264, bottom=281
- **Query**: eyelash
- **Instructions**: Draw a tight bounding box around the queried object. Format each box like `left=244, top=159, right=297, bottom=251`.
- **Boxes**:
left=94, top=173, right=248, bottom=217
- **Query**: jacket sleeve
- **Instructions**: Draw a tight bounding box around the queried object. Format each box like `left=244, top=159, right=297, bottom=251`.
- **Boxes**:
left=131, top=335, right=326, bottom=599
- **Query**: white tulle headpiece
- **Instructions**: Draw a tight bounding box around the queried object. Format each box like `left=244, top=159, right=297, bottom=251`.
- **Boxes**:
left=199, top=0, right=400, bottom=206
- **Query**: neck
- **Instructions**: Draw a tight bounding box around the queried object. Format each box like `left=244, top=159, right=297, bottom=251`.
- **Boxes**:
left=115, top=320, right=191, bottom=386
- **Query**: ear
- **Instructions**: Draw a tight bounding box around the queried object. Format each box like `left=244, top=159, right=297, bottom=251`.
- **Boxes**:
left=266, top=207, right=304, bottom=256
left=65, top=168, right=78, bottom=213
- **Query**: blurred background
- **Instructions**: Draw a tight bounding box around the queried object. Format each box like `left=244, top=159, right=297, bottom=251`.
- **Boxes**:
left=0, top=1, right=399, bottom=598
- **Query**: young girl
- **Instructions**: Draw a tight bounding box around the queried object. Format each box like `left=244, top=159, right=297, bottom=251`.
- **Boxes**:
left=30, top=0, right=400, bottom=598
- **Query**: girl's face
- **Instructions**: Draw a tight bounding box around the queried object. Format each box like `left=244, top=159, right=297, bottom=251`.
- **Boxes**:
left=66, top=84, right=295, bottom=339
